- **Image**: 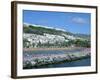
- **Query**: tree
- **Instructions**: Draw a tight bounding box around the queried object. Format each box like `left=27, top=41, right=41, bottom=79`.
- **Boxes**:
left=23, top=38, right=30, bottom=48
left=74, top=39, right=90, bottom=47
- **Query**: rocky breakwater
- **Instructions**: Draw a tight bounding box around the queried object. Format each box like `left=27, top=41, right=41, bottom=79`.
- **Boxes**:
left=23, top=48, right=90, bottom=69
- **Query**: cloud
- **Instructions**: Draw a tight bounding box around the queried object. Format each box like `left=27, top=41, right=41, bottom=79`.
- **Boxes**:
left=72, top=17, right=86, bottom=24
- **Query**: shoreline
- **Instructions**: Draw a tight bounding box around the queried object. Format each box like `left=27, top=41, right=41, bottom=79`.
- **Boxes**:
left=23, top=47, right=87, bottom=51
left=23, top=56, right=90, bottom=69
left=23, top=47, right=90, bottom=68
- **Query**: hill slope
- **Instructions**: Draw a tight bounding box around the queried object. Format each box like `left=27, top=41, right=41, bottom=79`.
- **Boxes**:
left=23, top=24, right=90, bottom=48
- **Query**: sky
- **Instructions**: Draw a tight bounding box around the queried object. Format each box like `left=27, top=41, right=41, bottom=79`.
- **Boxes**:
left=23, top=10, right=91, bottom=35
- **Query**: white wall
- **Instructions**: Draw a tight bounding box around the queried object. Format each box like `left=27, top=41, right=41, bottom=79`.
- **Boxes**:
left=0, top=0, right=100, bottom=80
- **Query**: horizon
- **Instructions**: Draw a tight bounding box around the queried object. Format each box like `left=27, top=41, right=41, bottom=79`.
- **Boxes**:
left=23, top=10, right=91, bottom=35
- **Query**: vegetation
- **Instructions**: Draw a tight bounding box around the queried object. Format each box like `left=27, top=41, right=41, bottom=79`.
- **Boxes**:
left=23, top=25, right=73, bottom=36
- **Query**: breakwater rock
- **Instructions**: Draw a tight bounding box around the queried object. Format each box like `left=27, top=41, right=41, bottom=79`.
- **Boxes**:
left=23, top=48, right=90, bottom=69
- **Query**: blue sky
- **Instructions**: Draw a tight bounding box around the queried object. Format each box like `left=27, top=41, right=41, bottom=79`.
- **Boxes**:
left=23, top=10, right=91, bottom=35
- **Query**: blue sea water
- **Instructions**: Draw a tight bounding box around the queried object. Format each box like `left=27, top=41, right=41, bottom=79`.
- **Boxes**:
left=30, top=58, right=91, bottom=69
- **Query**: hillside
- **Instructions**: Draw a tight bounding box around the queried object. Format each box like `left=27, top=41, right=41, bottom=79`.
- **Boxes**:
left=23, top=24, right=73, bottom=36
left=23, top=24, right=90, bottom=48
